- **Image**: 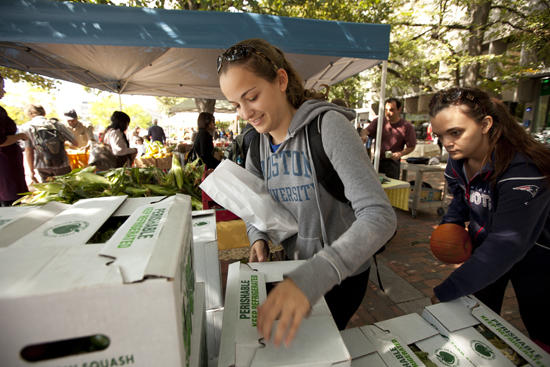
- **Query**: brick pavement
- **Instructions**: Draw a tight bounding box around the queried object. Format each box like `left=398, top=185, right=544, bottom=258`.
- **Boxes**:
left=219, top=170, right=528, bottom=338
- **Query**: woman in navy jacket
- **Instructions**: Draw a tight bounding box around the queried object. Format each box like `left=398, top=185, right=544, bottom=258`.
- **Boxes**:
left=429, top=87, right=550, bottom=350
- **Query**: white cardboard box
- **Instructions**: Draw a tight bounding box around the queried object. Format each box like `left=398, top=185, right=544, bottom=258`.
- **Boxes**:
left=374, top=313, right=476, bottom=367
left=206, top=308, right=224, bottom=360
left=191, top=282, right=208, bottom=367
left=0, top=202, right=68, bottom=248
left=422, top=296, right=550, bottom=367
left=192, top=239, right=222, bottom=310
left=0, top=194, right=197, bottom=367
left=218, top=261, right=351, bottom=367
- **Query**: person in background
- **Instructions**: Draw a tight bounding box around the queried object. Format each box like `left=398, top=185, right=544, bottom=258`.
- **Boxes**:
left=62, top=109, right=95, bottom=150
left=102, top=111, right=137, bottom=168
left=147, top=118, right=166, bottom=145
left=22, top=104, right=77, bottom=183
left=429, top=87, right=550, bottom=351
left=218, top=38, right=396, bottom=346
left=0, top=75, right=29, bottom=206
left=129, top=126, right=141, bottom=147
left=360, top=98, right=416, bottom=179
left=134, top=137, right=145, bottom=158
left=189, top=112, right=220, bottom=169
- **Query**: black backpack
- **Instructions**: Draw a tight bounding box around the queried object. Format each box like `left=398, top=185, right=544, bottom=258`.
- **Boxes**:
left=249, top=111, right=391, bottom=291
left=31, top=120, right=66, bottom=167
left=224, top=125, right=256, bottom=168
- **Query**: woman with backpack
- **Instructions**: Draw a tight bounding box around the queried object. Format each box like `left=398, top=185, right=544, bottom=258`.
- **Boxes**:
left=218, top=38, right=397, bottom=346
left=102, top=111, right=137, bottom=168
left=428, top=87, right=550, bottom=350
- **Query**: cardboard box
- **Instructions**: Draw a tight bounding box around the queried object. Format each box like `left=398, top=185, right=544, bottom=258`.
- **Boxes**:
left=340, top=321, right=426, bottom=367
left=190, top=282, right=208, bottom=367
left=206, top=308, right=224, bottom=359
left=0, top=202, right=68, bottom=248
left=218, top=261, right=351, bottom=367
left=374, top=313, right=476, bottom=367
left=134, top=157, right=157, bottom=168
left=0, top=194, right=197, bottom=367
left=157, top=156, right=172, bottom=170
left=192, top=210, right=218, bottom=244
left=409, top=187, right=442, bottom=202
left=422, top=296, right=550, bottom=367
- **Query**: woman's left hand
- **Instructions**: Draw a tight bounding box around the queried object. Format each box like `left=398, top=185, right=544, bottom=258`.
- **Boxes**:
left=257, top=278, right=311, bottom=348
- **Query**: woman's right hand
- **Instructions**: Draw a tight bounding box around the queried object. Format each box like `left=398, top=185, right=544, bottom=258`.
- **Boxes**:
left=249, top=240, right=269, bottom=263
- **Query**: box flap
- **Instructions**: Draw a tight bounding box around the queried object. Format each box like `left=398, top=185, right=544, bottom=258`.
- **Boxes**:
left=340, top=328, right=377, bottom=359
left=423, top=298, right=479, bottom=332
left=0, top=205, right=38, bottom=231
left=248, top=261, right=306, bottom=283
left=100, top=194, right=191, bottom=283
left=374, top=313, right=439, bottom=345
left=470, top=298, right=550, bottom=366
left=10, top=196, right=126, bottom=248
left=0, top=202, right=69, bottom=248
left=235, top=265, right=267, bottom=367
left=360, top=325, right=425, bottom=367
left=415, top=334, right=475, bottom=367
left=112, top=196, right=167, bottom=217
left=192, top=210, right=217, bottom=243
left=249, top=315, right=350, bottom=367
left=0, top=245, right=121, bottom=297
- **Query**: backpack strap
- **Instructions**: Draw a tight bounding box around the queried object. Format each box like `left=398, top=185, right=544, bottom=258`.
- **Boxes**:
left=308, top=111, right=348, bottom=203
left=249, top=132, right=262, bottom=173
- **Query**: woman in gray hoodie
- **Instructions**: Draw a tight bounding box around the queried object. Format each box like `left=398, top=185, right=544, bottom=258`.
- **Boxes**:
left=218, top=38, right=397, bottom=347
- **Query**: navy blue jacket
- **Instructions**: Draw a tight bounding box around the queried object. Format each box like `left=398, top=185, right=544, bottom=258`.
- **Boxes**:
left=434, top=153, right=550, bottom=302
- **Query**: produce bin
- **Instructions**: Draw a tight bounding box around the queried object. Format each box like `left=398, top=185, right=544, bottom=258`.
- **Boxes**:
left=67, top=151, right=89, bottom=170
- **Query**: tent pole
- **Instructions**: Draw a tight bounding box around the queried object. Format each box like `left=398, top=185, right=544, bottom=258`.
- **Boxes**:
left=118, top=94, right=122, bottom=110
left=373, top=60, right=388, bottom=174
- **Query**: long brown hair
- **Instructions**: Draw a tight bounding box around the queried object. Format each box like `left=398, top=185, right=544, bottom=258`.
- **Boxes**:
left=428, top=87, right=550, bottom=183
left=217, top=38, right=328, bottom=109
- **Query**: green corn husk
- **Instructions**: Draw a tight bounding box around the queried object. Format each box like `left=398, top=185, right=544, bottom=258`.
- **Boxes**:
left=172, top=154, right=184, bottom=189
left=76, top=171, right=112, bottom=186
left=124, top=186, right=149, bottom=196
left=30, top=182, right=63, bottom=194
left=143, top=184, right=177, bottom=196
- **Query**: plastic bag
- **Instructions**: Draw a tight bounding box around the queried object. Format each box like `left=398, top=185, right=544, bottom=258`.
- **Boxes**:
left=87, top=142, right=118, bottom=171
left=199, top=160, right=298, bottom=245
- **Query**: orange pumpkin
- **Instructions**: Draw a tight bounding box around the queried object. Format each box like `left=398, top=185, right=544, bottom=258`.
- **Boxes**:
left=430, top=223, right=473, bottom=264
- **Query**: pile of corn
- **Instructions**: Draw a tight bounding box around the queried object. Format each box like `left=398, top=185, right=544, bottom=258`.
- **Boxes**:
left=140, top=140, right=176, bottom=159
left=15, top=155, right=204, bottom=210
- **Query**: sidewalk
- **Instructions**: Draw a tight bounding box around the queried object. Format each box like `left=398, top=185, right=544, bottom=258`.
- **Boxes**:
left=218, top=169, right=528, bottom=337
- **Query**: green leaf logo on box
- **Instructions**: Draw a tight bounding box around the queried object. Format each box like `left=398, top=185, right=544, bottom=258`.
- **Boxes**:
left=43, top=221, right=90, bottom=237
left=434, top=348, right=460, bottom=367
left=471, top=340, right=496, bottom=360
left=193, top=221, right=210, bottom=227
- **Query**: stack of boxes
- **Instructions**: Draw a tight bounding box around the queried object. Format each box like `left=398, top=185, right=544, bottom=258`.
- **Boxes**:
left=0, top=194, right=204, bottom=367
left=340, top=296, right=550, bottom=367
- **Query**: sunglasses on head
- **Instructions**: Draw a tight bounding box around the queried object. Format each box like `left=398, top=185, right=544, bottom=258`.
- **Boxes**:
left=217, top=44, right=279, bottom=74
left=429, top=89, right=487, bottom=116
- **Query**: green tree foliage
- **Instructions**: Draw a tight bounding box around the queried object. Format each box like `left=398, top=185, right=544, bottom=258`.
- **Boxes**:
left=90, top=95, right=151, bottom=131
left=0, top=103, right=27, bottom=125
left=1, top=67, right=59, bottom=91
left=156, top=96, right=187, bottom=114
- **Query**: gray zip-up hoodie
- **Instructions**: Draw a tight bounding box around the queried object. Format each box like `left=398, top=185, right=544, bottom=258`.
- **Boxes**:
left=245, top=99, right=397, bottom=306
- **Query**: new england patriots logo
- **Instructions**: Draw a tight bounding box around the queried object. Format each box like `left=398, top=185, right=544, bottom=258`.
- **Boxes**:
left=513, top=185, right=539, bottom=198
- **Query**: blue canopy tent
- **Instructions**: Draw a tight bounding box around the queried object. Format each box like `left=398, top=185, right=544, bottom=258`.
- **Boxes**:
left=0, top=0, right=391, bottom=169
